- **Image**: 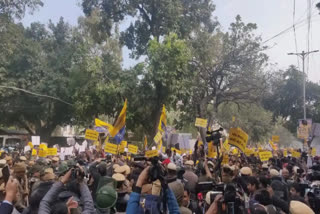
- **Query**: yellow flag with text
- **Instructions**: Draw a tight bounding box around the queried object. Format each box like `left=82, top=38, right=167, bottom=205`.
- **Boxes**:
left=109, top=99, right=127, bottom=143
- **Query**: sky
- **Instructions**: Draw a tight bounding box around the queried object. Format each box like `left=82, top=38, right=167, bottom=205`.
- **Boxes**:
left=22, top=0, right=320, bottom=83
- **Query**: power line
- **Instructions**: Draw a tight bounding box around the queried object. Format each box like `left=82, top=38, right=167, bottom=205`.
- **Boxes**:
left=293, top=0, right=300, bottom=68
left=263, top=11, right=318, bottom=44
left=0, top=86, right=73, bottom=106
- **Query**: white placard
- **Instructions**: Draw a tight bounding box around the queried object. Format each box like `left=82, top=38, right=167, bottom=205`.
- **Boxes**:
left=32, top=136, right=40, bottom=145
left=24, top=146, right=31, bottom=152
left=152, top=146, right=156, bottom=150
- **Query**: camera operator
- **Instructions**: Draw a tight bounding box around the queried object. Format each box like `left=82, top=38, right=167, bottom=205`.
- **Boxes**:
left=126, top=166, right=180, bottom=214
left=39, top=168, right=95, bottom=214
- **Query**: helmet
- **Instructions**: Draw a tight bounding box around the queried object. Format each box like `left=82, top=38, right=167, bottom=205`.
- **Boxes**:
left=57, top=163, right=69, bottom=175
left=96, top=186, right=118, bottom=210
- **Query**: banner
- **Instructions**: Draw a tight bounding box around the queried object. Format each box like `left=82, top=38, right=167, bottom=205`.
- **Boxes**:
left=128, top=144, right=138, bottom=154
left=47, top=148, right=58, bottom=156
left=272, top=136, right=280, bottom=142
left=228, top=128, right=248, bottom=152
left=259, top=151, right=273, bottom=162
left=104, top=142, right=118, bottom=154
left=85, top=129, right=99, bottom=141
left=195, top=118, right=208, bottom=128
left=145, top=150, right=158, bottom=158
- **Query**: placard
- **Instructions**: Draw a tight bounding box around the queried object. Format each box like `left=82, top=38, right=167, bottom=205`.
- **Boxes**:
left=104, top=142, right=118, bottom=154
left=283, top=149, right=288, bottom=157
left=259, top=151, right=273, bottom=162
left=47, top=148, right=57, bottom=156
left=292, top=151, right=301, bottom=158
left=207, top=142, right=217, bottom=158
left=312, top=148, right=317, bottom=157
left=272, top=136, right=280, bottom=142
left=85, top=129, right=99, bottom=141
left=32, top=149, right=37, bottom=156
left=145, top=150, right=158, bottom=157
left=222, top=154, right=229, bottom=165
left=24, top=146, right=31, bottom=152
left=31, top=136, right=40, bottom=146
left=28, top=142, right=33, bottom=148
left=39, top=143, right=47, bottom=150
left=128, top=144, right=138, bottom=154
left=245, top=148, right=254, bottom=156
left=38, top=149, right=47, bottom=158
left=154, top=132, right=162, bottom=143
left=228, top=128, right=248, bottom=152
left=195, top=118, right=208, bottom=128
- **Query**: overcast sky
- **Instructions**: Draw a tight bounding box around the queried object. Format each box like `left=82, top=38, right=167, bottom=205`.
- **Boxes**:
left=22, top=0, right=320, bottom=83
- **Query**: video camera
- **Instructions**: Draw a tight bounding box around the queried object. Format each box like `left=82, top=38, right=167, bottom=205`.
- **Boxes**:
left=148, top=156, right=166, bottom=182
left=206, top=128, right=223, bottom=145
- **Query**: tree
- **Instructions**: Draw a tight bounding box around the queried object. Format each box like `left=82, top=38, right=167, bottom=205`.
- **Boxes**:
left=263, top=66, right=320, bottom=132
left=0, top=18, right=77, bottom=141
left=178, top=16, right=269, bottom=141
left=81, top=0, right=217, bottom=56
left=0, top=0, right=43, bottom=19
left=123, top=33, right=191, bottom=137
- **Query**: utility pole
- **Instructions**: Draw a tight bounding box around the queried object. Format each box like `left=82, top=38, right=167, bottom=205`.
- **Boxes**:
left=288, top=50, right=319, bottom=120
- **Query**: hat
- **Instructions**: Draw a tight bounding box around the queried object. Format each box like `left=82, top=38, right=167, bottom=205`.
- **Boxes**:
left=112, top=164, right=120, bottom=170
left=240, top=167, right=252, bottom=176
left=42, top=172, right=55, bottom=181
left=52, top=157, right=59, bottom=162
left=14, top=162, right=26, bottom=173
left=185, top=160, right=194, bottom=166
left=28, top=160, right=35, bottom=166
left=57, top=163, right=69, bottom=175
left=122, top=165, right=131, bottom=175
left=167, top=163, right=177, bottom=171
left=20, top=156, right=27, bottom=161
left=270, top=169, right=279, bottom=177
left=112, top=173, right=125, bottom=182
left=0, top=159, right=6, bottom=167
left=289, top=200, right=315, bottom=214
left=114, top=166, right=126, bottom=174
left=5, top=156, right=12, bottom=161
left=168, top=181, right=184, bottom=206
left=44, top=168, right=54, bottom=174
left=262, top=163, right=268, bottom=169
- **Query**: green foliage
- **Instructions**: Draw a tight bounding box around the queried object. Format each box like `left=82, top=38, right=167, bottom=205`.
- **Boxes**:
left=263, top=65, right=320, bottom=132
left=124, top=33, right=191, bottom=137
left=81, top=0, right=217, bottom=56
left=0, top=0, right=43, bottom=19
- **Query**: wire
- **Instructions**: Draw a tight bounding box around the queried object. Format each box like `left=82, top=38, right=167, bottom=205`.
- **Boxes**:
left=0, top=85, right=73, bottom=106
left=293, top=0, right=300, bottom=68
left=262, top=11, right=318, bottom=44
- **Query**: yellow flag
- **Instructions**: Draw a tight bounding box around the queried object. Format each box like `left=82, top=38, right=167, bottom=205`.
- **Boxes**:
left=158, top=105, right=167, bottom=132
left=110, top=99, right=127, bottom=137
left=95, top=118, right=114, bottom=130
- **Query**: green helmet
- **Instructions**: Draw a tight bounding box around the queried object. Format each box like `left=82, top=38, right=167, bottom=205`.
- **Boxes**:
left=57, top=163, right=69, bottom=175
left=96, top=186, right=117, bottom=210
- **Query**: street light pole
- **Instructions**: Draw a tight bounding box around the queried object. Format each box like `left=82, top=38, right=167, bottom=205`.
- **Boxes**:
left=288, top=50, right=319, bottom=120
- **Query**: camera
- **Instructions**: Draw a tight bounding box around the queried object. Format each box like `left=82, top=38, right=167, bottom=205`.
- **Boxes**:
left=206, top=128, right=223, bottom=145
left=218, top=183, right=243, bottom=214
left=71, top=165, right=85, bottom=180
left=148, top=156, right=166, bottom=182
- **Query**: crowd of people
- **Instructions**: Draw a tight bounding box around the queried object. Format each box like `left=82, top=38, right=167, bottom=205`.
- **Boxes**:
left=0, top=140, right=319, bottom=214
